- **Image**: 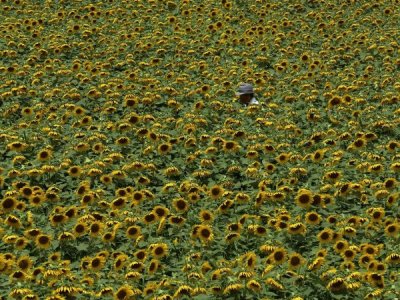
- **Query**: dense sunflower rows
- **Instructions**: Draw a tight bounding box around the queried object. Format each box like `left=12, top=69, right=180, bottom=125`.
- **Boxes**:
left=0, top=0, right=400, bottom=299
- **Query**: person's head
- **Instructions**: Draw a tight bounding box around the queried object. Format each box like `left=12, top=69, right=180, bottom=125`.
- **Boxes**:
left=236, top=83, right=254, bottom=105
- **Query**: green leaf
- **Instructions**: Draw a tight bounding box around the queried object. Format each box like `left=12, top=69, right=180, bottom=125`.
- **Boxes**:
left=76, top=243, right=89, bottom=251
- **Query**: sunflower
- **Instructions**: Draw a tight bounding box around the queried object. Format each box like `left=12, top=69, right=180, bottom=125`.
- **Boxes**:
left=218, top=199, right=234, bottom=213
left=287, top=222, right=306, bottom=235
left=341, top=248, right=356, bottom=261
left=72, top=222, right=87, bottom=237
left=10, top=270, right=29, bottom=281
left=269, top=248, right=287, bottom=265
left=265, top=278, right=284, bottom=290
left=327, top=277, right=347, bottom=292
left=132, top=191, right=144, bottom=203
left=209, top=185, right=224, bottom=200
left=333, top=240, right=349, bottom=254
left=20, top=186, right=33, bottom=198
left=130, top=251, right=146, bottom=265
left=317, top=228, right=334, bottom=244
left=350, top=137, right=367, bottom=150
left=5, top=215, right=22, bottom=228
left=288, top=253, right=305, bottom=270
left=114, top=285, right=134, bottom=300
left=152, top=205, right=170, bottom=219
left=383, top=178, right=398, bottom=189
left=35, top=234, right=52, bottom=249
left=324, top=171, right=341, bottom=183
left=241, top=252, right=257, bottom=270
left=81, top=192, right=95, bottom=206
left=384, top=223, right=399, bottom=238
left=147, top=259, right=159, bottom=275
left=92, top=143, right=105, bottom=153
left=15, top=237, right=30, bottom=250
left=24, top=228, right=41, bottom=240
left=150, top=243, right=168, bottom=259
left=295, top=189, right=313, bottom=209
left=385, top=139, right=399, bottom=152
left=143, top=212, right=157, bottom=225
left=102, top=231, right=115, bottom=243
left=172, top=198, right=189, bottom=213
left=90, top=256, right=106, bottom=271
left=198, top=225, right=213, bottom=243
left=50, top=214, right=66, bottom=226
left=1, top=197, right=17, bottom=213
left=369, top=208, right=385, bottom=223
left=168, top=215, right=185, bottom=226
left=305, top=211, right=322, bottom=225
left=37, top=149, right=52, bottom=161
left=67, top=166, right=82, bottom=177
left=111, top=197, right=126, bottom=210
left=157, top=143, right=172, bottom=155
left=199, top=210, right=214, bottom=223
left=385, top=253, right=400, bottom=265
left=76, top=181, right=90, bottom=196
left=17, top=255, right=33, bottom=271
left=275, top=152, right=291, bottom=164
left=89, top=221, right=103, bottom=237
left=222, top=140, right=239, bottom=152
left=7, top=141, right=29, bottom=152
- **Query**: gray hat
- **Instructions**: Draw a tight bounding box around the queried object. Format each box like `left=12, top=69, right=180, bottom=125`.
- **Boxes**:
left=236, top=83, right=254, bottom=96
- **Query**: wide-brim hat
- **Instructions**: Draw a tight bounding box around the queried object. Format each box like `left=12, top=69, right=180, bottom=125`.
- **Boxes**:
left=236, top=83, right=254, bottom=96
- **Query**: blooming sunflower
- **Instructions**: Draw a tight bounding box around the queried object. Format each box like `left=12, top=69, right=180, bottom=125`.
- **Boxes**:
left=114, top=285, right=135, bottom=300
left=150, top=243, right=168, bottom=259
left=317, top=228, right=334, bottom=244
left=199, top=210, right=214, bottom=223
left=37, top=149, right=52, bottom=161
left=288, top=253, right=306, bottom=270
left=209, top=185, right=224, bottom=200
left=172, top=198, right=189, bottom=213
left=198, top=225, right=213, bottom=243
left=35, top=234, right=52, bottom=249
left=269, top=248, right=287, bottom=265
left=295, top=189, right=313, bottom=209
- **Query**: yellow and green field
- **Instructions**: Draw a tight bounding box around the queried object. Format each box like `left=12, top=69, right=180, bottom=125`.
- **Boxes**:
left=0, top=0, right=399, bottom=299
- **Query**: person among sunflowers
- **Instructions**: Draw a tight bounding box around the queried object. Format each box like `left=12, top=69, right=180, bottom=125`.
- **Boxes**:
left=236, top=83, right=260, bottom=106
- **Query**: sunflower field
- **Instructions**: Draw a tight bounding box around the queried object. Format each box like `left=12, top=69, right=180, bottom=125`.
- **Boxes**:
left=0, top=0, right=400, bottom=299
